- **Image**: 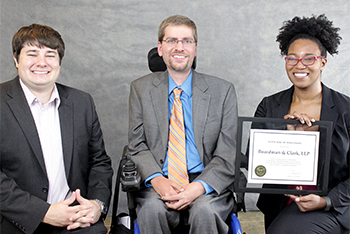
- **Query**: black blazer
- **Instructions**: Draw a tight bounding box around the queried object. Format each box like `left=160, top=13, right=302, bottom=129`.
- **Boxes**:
left=255, top=84, right=350, bottom=230
left=0, top=77, right=113, bottom=233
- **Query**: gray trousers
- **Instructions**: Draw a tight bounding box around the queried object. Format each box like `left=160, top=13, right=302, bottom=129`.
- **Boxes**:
left=135, top=187, right=234, bottom=234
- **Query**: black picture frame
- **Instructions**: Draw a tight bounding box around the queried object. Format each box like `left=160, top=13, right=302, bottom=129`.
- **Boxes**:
left=234, top=117, right=332, bottom=195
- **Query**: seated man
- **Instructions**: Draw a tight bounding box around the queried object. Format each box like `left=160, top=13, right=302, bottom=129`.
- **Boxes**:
left=127, top=15, right=238, bottom=234
left=0, top=24, right=113, bottom=234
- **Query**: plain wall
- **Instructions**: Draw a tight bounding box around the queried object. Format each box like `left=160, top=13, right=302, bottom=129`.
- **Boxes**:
left=1, top=0, right=349, bottom=214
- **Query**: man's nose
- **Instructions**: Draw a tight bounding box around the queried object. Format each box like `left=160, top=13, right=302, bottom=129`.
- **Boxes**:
left=174, top=40, right=185, bottom=50
left=35, top=56, right=48, bottom=66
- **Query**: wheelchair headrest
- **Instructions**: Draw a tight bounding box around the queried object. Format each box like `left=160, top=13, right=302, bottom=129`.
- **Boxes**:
left=147, top=47, right=197, bottom=72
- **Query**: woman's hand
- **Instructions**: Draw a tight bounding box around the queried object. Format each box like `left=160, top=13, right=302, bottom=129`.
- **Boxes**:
left=287, top=193, right=328, bottom=212
left=284, top=112, right=318, bottom=131
left=284, top=111, right=315, bottom=126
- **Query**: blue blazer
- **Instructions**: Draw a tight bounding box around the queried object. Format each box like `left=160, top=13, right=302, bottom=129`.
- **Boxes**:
left=255, top=84, right=350, bottom=230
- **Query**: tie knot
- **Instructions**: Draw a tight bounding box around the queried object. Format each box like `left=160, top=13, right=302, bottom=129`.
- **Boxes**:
left=173, top=88, right=183, bottom=98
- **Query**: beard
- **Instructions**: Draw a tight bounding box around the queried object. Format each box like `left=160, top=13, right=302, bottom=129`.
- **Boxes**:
left=168, top=57, right=192, bottom=72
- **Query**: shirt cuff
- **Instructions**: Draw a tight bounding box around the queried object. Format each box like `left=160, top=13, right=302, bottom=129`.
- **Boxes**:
left=145, top=173, right=163, bottom=187
left=194, top=179, right=214, bottom=195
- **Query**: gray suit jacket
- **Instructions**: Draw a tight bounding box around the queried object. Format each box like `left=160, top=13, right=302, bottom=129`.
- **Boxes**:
left=127, top=71, right=237, bottom=195
left=0, top=77, right=113, bottom=234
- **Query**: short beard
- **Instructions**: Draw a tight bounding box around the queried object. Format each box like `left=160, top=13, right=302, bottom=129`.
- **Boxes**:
left=169, top=59, right=190, bottom=71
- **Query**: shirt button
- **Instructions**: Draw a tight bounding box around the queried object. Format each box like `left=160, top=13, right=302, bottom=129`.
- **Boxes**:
left=42, top=187, right=48, bottom=193
left=160, top=159, right=164, bottom=164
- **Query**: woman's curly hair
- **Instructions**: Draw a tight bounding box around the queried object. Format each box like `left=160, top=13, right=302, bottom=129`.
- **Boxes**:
left=276, top=14, right=341, bottom=57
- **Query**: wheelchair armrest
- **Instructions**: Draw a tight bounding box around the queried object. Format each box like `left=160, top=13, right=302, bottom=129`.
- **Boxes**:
left=120, top=158, right=141, bottom=192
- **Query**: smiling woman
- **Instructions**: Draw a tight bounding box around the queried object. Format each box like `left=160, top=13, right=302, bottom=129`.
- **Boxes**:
left=285, top=38, right=326, bottom=97
left=253, top=15, right=350, bottom=234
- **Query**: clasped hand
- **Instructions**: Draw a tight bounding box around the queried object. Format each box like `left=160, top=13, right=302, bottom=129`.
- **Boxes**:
left=42, top=189, right=101, bottom=230
left=151, top=176, right=205, bottom=211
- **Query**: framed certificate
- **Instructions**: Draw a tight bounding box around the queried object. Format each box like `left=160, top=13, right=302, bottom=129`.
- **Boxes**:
left=234, top=117, right=332, bottom=195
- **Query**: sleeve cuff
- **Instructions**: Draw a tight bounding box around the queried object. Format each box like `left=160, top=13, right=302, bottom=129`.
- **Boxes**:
left=194, top=179, right=214, bottom=195
left=145, top=173, right=163, bottom=187
left=323, top=196, right=332, bottom=211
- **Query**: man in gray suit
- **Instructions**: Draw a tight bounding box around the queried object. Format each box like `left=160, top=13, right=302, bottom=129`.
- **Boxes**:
left=0, top=24, right=113, bottom=233
left=128, top=15, right=238, bottom=234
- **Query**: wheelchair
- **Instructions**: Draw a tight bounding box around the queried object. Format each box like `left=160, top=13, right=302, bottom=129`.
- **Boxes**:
left=109, top=48, right=245, bottom=234
left=109, top=146, right=244, bottom=234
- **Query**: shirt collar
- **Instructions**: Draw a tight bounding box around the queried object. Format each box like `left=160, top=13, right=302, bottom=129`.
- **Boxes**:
left=20, top=79, right=61, bottom=108
left=168, top=70, right=193, bottom=97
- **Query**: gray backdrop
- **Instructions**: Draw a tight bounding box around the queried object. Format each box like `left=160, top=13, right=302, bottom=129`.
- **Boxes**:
left=1, top=0, right=349, bottom=214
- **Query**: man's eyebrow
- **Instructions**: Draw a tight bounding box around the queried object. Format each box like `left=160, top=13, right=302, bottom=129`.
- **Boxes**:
left=26, top=49, right=39, bottom=53
left=165, top=37, right=194, bottom=40
left=46, top=50, right=57, bottom=54
left=25, top=49, right=57, bottom=54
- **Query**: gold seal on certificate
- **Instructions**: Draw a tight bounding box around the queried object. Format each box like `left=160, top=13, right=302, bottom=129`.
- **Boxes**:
left=255, top=165, right=266, bottom=177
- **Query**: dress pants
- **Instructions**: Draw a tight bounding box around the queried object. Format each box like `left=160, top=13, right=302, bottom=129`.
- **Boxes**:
left=135, top=187, right=234, bottom=234
left=267, top=202, right=349, bottom=234
left=32, top=219, right=107, bottom=234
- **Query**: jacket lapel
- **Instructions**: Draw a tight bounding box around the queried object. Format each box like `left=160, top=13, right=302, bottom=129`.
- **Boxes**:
left=192, top=72, right=210, bottom=160
left=272, top=84, right=338, bottom=124
left=318, top=84, right=337, bottom=183
left=57, top=85, right=74, bottom=178
left=320, top=84, right=338, bottom=128
left=150, top=72, right=170, bottom=152
left=6, top=77, right=46, bottom=173
left=271, top=86, right=294, bottom=118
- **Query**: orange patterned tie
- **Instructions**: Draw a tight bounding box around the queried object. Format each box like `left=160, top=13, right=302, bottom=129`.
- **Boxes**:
left=168, top=88, right=189, bottom=186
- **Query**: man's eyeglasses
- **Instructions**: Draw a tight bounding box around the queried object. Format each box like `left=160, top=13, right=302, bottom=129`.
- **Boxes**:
left=162, top=38, right=196, bottom=46
left=285, top=56, right=325, bottom=66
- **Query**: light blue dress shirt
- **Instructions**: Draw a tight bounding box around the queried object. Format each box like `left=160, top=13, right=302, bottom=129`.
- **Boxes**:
left=145, top=71, right=214, bottom=194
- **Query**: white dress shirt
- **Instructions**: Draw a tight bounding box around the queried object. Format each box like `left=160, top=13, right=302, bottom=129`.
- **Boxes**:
left=20, top=80, right=70, bottom=204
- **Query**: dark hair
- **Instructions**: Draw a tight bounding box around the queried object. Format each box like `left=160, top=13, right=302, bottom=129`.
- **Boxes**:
left=12, top=24, right=65, bottom=64
left=158, top=15, right=197, bottom=43
left=276, top=14, right=341, bottom=57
